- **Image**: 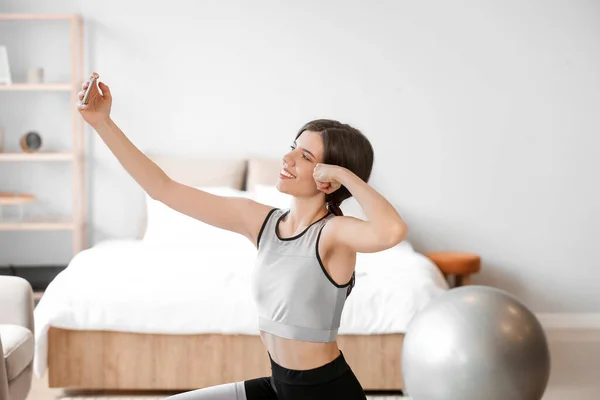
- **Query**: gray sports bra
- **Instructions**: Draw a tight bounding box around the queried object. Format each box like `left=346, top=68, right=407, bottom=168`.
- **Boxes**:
left=251, top=208, right=355, bottom=343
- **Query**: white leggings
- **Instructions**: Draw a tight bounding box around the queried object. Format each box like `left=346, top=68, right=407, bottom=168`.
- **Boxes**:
left=163, top=382, right=246, bottom=400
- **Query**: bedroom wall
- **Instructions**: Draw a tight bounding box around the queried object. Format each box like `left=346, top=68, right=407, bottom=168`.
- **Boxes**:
left=0, top=0, right=598, bottom=314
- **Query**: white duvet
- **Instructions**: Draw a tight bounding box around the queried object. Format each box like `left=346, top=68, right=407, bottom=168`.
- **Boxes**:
left=33, top=236, right=449, bottom=379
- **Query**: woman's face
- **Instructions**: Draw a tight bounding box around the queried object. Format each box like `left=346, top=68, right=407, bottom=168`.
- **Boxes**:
left=276, top=130, right=324, bottom=197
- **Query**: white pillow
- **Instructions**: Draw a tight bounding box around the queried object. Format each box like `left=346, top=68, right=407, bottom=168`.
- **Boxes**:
left=143, top=186, right=252, bottom=247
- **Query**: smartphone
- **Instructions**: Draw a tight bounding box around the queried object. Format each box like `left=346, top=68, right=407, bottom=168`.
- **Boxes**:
left=81, top=76, right=96, bottom=105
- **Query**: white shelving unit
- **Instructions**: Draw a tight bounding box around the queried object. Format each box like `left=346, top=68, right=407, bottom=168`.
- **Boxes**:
left=0, top=13, right=86, bottom=256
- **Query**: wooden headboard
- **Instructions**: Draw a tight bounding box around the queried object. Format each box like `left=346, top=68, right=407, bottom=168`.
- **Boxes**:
left=244, top=157, right=282, bottom=191
left=138, top=155, right=283, bottom=238
left=145, top=155, right=283, bottom=190
left=137, top=155, right=248, bottom=239
left=148, top=154, right=247, bottom=189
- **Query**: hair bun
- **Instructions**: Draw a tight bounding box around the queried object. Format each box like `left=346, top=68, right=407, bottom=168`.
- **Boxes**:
left=327, top=201, right=344, bottom=216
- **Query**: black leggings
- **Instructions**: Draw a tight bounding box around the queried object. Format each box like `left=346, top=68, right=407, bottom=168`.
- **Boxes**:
left=164, top=351, right=367, bottom=400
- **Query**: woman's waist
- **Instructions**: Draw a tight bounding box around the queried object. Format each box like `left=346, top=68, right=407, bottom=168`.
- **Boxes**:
left=260, top=331, right=341, bottom=371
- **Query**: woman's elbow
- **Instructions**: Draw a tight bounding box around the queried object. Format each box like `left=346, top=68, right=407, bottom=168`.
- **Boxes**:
left=383, top=222, right=408, bottom=248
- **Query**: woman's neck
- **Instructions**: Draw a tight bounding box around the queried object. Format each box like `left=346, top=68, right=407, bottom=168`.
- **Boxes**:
left=282, top=196, right=329, bottom=236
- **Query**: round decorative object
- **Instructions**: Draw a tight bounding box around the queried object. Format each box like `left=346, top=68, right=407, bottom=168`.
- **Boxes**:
left=20, top=131, right=43, bottom=153
left=401, top=285, right=550, bottom=400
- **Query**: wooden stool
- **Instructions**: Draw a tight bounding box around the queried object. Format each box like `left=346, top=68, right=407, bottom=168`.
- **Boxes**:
left=425, top=251, right=481, bottom=287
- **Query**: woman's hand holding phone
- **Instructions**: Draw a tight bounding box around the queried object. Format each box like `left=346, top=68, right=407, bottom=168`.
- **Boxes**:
left=77, top=72, right=112, bottom=128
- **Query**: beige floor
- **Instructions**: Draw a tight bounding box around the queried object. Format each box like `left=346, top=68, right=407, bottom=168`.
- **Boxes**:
left=28, top=328, right=600, bottom=400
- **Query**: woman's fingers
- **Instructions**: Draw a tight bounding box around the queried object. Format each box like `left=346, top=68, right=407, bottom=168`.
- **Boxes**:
left=317, top=182, right=331, bottom=193
left=81, top=72, right=99, bottom=90
left=77, top=73, right=100, bottom=112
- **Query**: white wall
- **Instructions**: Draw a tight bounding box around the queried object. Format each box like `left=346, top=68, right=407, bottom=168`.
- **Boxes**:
left=0, top=0, right=598, bottom=313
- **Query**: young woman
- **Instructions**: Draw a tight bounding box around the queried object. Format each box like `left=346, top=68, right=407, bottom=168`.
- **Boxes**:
left=78, top=72, right=407, bottom=400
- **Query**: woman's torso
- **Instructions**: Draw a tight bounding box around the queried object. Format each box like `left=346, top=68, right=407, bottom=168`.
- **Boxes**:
left=252, top=208, right=356, bottom=370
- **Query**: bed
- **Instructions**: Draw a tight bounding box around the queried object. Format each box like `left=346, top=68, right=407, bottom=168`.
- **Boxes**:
left=32, top=156, right=460, bottom=393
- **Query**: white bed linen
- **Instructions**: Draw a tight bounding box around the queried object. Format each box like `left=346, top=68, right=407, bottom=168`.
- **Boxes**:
left=33, top=238, right=448, bottom=378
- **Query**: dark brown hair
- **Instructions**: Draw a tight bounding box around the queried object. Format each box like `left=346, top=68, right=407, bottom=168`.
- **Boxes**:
left=295, top=119, right=374, bottom=216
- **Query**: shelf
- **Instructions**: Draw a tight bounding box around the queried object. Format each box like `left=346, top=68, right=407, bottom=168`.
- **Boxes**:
left=0, top=152, right=74, bottom=161
left=0, top=193, right=36, bottom=206
left=0, top=12, right=86, bottom=255
left=0, top=83, right=72, bottom=91
left=0, top=14, right=80, bottom=21
left=0, top=218, right=74, bottom=231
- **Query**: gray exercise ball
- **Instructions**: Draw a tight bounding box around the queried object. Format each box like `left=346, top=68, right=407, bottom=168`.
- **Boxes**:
left=401, top=285, right=550, bottom=400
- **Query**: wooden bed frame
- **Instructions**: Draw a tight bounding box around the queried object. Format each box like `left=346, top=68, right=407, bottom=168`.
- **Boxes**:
left=48, top=329, right=404, bottom=391
left=45, top=252, right=480, bottom=392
